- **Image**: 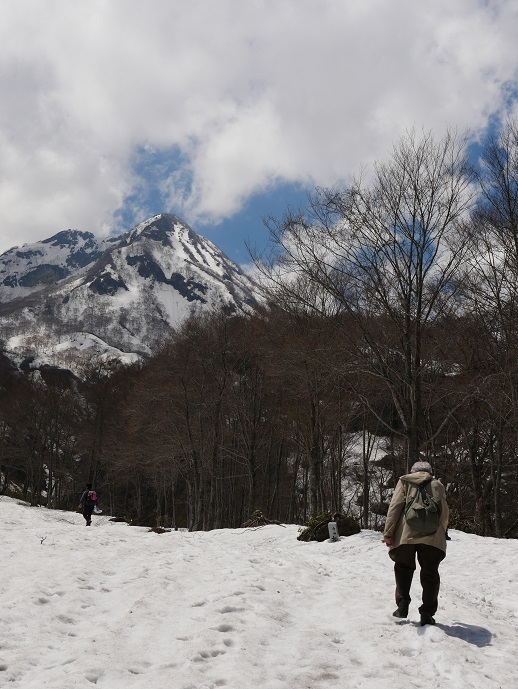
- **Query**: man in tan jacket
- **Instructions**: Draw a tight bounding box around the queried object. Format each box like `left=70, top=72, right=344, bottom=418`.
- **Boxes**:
left=383, top=461, right=449, bottom=626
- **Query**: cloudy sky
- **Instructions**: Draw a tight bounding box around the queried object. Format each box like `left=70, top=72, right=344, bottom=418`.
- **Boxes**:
left=1, top=0, right=518, bottom=263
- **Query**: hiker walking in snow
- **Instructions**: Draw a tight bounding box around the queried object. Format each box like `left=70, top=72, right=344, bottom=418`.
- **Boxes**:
left=383, top=461, right=449, bottom=626
left=79, top=483, right=98, bottom=527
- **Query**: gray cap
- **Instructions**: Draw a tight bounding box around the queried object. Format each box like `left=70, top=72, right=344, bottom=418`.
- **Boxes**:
left=410, top=461, right=433, bottom=473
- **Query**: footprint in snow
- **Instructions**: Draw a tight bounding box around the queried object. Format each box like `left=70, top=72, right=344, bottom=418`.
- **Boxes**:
left=219, top=605, right=244, bottom=613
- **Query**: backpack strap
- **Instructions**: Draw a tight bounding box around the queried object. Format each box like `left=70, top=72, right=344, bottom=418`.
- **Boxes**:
left=405, top=478, right=433, bottom=505
left=421, top=478, right=433, bottom=496
left=417, top=478, right=442, bottom=515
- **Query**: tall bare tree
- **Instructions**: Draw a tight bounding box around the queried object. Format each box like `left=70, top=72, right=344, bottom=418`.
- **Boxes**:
left=257, top=128, right=476, bottom=467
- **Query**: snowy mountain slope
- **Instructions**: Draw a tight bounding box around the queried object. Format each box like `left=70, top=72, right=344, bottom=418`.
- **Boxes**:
left=0, top=214, right=262, bottom=362
left=1, top=495, right=517, bottom=689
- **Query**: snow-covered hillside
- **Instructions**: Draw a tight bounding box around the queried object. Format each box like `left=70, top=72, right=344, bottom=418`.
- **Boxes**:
left=0, top=230, right=113, bottom=304
left=1, top=496, right=516, bottom=689
left=6, top=332, right=140, bottom=375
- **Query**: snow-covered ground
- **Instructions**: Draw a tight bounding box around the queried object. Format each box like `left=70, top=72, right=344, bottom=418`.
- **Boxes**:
left=1, top=496, right=516, bottom=689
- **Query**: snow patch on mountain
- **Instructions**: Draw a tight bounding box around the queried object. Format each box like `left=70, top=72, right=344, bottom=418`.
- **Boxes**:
left=7, top=331, right=141, bottom=376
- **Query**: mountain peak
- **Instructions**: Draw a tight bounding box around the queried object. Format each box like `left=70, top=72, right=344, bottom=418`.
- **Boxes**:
left=126, top=213, right=192, bottom=245
left=41, top=229, right=96, bottom=248
left=0, top=213, right=262, bottom=368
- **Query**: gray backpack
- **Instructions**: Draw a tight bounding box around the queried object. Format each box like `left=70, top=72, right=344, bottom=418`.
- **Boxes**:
left=404, top=479, right=442, bottom=534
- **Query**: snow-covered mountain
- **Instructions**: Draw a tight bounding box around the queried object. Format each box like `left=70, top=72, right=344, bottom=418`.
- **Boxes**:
left=0, top=214, right=262, bottom=368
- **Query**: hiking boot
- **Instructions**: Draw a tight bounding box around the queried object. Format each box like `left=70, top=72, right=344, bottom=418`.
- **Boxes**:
left=86, top=520, right=91, bottom=526
left=393, top=599, right=409, bottom=618
left=420, top=612, right=436, bottom=626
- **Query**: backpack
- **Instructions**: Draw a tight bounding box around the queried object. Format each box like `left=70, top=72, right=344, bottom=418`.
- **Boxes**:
left=84, top=490, right=97, bottom=504
left=404, top=479, right=441, bottom=534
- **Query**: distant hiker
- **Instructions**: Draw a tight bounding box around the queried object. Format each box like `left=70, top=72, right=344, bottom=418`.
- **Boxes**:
left=79, top=483, right=98, bottom=527
left=383, top=461, right=449, bottom=626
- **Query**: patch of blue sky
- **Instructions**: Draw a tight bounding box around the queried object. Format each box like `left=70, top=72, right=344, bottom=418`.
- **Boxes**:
left=199, top=181, right=312, bottom=265
left=466, top=93, right=518, bottom=170
left=113, top=144, right=191, bottom=231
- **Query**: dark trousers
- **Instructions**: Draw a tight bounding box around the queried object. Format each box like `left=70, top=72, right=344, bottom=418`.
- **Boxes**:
left=83, top=504, right=95, bottom=523
left=392, top=544, right=445, bottom=615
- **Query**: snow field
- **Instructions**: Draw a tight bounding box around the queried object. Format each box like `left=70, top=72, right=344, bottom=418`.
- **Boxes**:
left=1, top=496, right=517, bottom=689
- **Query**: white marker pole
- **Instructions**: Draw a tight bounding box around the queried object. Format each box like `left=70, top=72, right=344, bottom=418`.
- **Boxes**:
left=328, top=521, right=340, bottom=542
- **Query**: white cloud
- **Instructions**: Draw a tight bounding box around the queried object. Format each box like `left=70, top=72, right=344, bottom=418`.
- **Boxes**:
left=0, top=0, right=517, bottom=252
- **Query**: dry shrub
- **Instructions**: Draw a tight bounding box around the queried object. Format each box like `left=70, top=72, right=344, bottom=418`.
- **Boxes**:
left=298, top=512, right=360, bottom=542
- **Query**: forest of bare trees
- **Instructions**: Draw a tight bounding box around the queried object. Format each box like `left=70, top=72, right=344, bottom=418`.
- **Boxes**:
left=2, top=121, right=518, bottom=538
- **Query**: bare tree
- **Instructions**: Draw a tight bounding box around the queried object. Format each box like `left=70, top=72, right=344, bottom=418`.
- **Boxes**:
left=256, top=128, right=476, bottom=467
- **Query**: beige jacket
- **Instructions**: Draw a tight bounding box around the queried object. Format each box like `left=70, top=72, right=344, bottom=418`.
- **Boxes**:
left=383, top=471, right=449, bottom=560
